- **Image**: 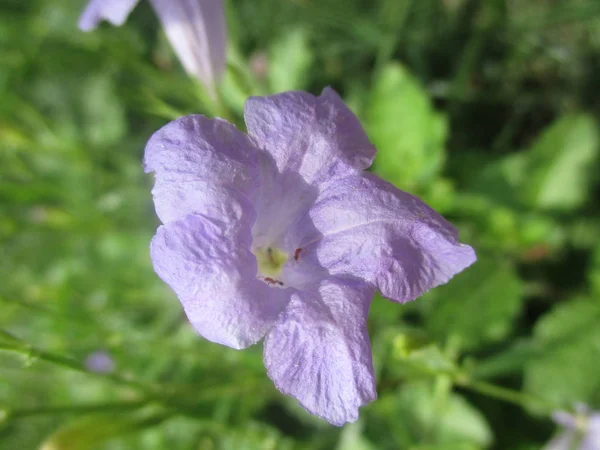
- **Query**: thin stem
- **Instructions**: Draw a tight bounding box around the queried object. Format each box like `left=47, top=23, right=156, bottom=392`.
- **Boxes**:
left=0, top=329, right=20, bottom=342
left=2, top=400, right=148, bottom=422
left=0, top=339, right=275, bottom=420
left=455, top=376, right=555, bottom=413
left=374, top=0, right=413, bottom=74
left=0, top=342, right=157, bottom=395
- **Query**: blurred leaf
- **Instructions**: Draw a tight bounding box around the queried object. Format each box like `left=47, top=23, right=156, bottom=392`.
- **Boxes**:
left=523, top=298, right=600, bottom=413
left=589, top=243, right=600, bottom=296
left=396, top=382, right=493, bottom=448
left=220, top=46, right=260, bottom=116
left=420, top=177, right=456, bottom=214
left=469, top=338, right=541, bottom=379
left=216, top=421, right=300, bottom=450
left=365, top=63, right=447, bottom=189
left=390, top=343, right=457, bottom=379
left=569, top=217, right=600, bottom=250
left=79, top=74, right=127, bottom=147
left=466, top=153, right=527, bottom=208
left=268, top=28, right=313, bottom=92
left=39, top=407, right=169, bottom=450
left=424, top=256, right=524, bottom=351
left=521, top=114, right=599, bottom=211
left=336, top=421, right=376, bottom=450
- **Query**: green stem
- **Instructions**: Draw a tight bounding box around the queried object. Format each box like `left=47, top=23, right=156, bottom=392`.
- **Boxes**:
left=455, top=376, right=554, bottom=413
left=374, top=0, right=413, bottom=74
left=2, top=400, right=148, bottom=422
left=0, top=342, right=157, bottom=395
left=0, top=338, right=275, bottom=421
left=0, top=329, right=20, bottom=342
left=193, top=80, right=235, bottom=122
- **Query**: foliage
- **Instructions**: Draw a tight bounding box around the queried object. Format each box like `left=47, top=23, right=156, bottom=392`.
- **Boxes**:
left=1, top=0, right=600, bottom=448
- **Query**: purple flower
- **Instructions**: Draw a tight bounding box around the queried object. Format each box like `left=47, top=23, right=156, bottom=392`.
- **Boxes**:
left=545, top=406, right=600, bottom=450
left=79, top=0, right=226, bottom=95
left=144, top=88, right=476, bottom=425
left=84, top=350, right=116, bottom=374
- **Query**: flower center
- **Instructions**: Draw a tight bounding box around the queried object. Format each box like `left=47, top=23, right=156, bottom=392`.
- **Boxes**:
left=253, top=246, right=288, bottom=279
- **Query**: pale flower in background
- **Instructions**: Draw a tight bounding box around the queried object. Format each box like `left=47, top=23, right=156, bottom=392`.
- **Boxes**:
left=545, top=405, right=600, bottom=450
left=79, top=0, right=227, bottom=96
left=84, top=350, right=116, bottom=374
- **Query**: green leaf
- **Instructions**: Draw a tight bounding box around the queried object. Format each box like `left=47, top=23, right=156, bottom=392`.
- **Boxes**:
left=395, top=382, right=493, bottom=448
left=336, top=421, right=377, bottom=450
left=217, top=422, right=299, bottom=450
left=39, top=408, right=169, bottom=450
left=78, top=75, right=127, bottom=148
left=589, top=243, right=600, bottom=296
left=424, top=256, right=524, bottom=351
left=522, top=114, right=599, bottom=211
left=268, top=28, right=314, bottom=92
left=364, top=63, right=447, bottom=189
left=389, top=343, right=457, bottom=379
left=523, top=298, right=600, bottom=413
left=465, top=153, right=527, bottom=209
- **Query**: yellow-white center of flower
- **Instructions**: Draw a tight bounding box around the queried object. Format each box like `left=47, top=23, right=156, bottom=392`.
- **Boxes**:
left=253, top=246, right=288, bottom=284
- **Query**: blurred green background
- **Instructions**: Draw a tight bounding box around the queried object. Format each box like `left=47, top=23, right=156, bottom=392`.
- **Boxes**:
left=1, top=0, right=600, bottom=448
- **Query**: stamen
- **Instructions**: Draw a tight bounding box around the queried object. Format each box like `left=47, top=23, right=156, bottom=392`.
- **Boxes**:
left=267, top=247, right=275, bottom=265
left=253, top=246, right=288, bottom=279
left=294, top=248, right=302, bottom=261
left=264, top=277, right=284, bottom=286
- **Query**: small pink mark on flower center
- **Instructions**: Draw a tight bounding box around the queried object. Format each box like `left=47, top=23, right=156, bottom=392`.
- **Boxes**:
left=294, top=248, right=302, bottom=261
left=264, top=277, right=284, bottom=286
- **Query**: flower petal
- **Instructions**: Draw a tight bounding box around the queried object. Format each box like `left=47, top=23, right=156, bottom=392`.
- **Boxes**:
left=542, top=430, right=576, bottom=450
left=291, top=173, right=476, bottom=303
left=552, top=411, right=578, bottom=429
left=250, top=153, right=319, bottom=251
left=151, top=179, right=256, bottom=227
left=148, top=0, right=227, bottom=92
left=244, top=88, right=376, bottom=186
left=144, top=114, right=259, bottom=224
left=150, top=214, right=290, bottom=349
left=581, top=414, right=600, bottom=450
left=263, top=278, right=377, bottom=426
left=78, top=0, right=140, bottom=31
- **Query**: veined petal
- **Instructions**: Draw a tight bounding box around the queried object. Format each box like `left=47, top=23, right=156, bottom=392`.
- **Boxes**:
left=78, top=0, right=140, bottom=31
left=292, top=173, right=476, bottom=303
left=244, top=88, right=376, bottom=187
left=151, top=214, right=290, bottom=349
left=151, top=179, right=255, bottom=226
left=149, top=0, right=227, bottom=92
left=263, top=278, right=377, bottom=426
left=144, top=114, right=260, bottom=224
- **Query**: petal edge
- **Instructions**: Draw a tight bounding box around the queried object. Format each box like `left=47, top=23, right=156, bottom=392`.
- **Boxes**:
left=264, top=279, right=376, bottom=426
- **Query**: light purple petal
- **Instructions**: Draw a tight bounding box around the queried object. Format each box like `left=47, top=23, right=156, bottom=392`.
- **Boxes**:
left=149, top=0, right=227, bottom=92
left=244, top=88, right=376, bottom=187
left=553, top=411, right=578, bottom=429
left=78, top=0, right=140, bottom=31
left=288, top=173, right=476, bottom=303
left=151, top=178, right=257, bottom=228
left=581, top=414, right=600, bottom=450
left=151, top=214, right=290, bottom=349
left=250, top=152, right=318, bottom=252
left=144, top=114, right=259, bottom=224
left=543, top=430, right=576, bottom=450
left=263, top=278, right=377, bottom=426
